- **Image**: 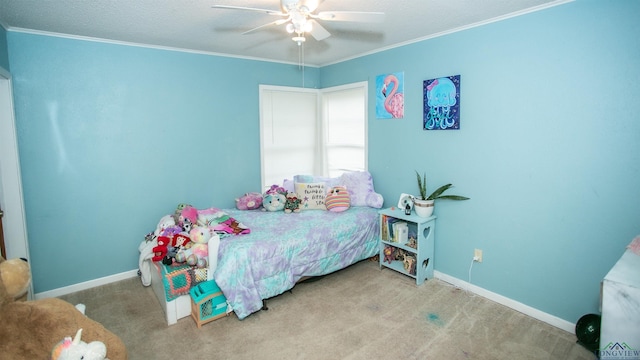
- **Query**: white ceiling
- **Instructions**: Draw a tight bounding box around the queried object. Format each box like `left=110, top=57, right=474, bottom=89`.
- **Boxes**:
left=0, top=0, right=570, bottom=67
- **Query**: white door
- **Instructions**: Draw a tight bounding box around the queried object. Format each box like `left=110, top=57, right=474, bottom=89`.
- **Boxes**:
left=0, top=68, right=31, bottom=283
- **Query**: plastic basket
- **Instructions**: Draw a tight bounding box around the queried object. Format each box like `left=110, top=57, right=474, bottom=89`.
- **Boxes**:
left=189, top=280, right=228, bottom=328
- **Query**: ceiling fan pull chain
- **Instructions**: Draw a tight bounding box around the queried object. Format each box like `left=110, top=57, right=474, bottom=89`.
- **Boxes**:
left=298, top=41, right=302, bottom=70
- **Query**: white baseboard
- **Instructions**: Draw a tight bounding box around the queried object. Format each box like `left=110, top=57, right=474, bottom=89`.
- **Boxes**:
left=34, top=269, right=139, bottom=299
left=434, top=270, right=576, bottom=334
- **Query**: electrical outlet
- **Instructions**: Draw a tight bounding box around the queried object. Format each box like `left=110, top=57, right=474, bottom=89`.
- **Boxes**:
left=474, top=249, right=483, bottom=262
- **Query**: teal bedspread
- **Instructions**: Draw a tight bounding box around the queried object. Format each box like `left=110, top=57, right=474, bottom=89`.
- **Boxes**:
left=214, top=207, right=380, bottom=319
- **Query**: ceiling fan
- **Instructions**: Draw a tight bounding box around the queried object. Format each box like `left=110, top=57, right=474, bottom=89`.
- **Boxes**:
left=212, top=0, right=385, bottom=44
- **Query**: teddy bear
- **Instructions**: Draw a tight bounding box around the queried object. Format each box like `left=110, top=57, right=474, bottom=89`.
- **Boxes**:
left=153, top=233, right=191, bottom=264
left=189, top=226, right=211, bottom=266
left=0, top=256, right=127, bottom=360
left=235, top=192, right=263, bottom=210
left=283, top=191, right=302, bottom=213
left=151, top=236, right=171, bottom=262
left=175, top=227, right=213, bottom=268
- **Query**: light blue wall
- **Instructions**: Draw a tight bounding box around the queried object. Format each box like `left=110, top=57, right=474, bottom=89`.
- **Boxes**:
left=7, top=32, right=319, bottom=292
left=322, top=0, right=640, bottom=324
left=6, top=0, right=640, bottom=326
left=0, top=25, right=9, bottom=71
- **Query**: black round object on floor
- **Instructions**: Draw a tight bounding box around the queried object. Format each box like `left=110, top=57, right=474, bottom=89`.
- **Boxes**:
left=575, top=313, right=601, bottom=352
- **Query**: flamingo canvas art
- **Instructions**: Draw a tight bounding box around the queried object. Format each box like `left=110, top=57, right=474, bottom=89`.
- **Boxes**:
left=376, top=72, right=404, bottom=119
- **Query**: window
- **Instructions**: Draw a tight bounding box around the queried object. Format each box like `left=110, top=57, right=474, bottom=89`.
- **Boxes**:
left=259, top=82, right=367, bottom=189
left=321, top=83, right=367, bottom=178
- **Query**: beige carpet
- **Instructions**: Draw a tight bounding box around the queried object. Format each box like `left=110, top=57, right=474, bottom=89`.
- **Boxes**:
left=59, top=260, right=595, bottom=360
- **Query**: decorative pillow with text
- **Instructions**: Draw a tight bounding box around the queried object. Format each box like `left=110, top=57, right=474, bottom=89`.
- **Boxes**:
left=295, top=182, right=326, bottom=210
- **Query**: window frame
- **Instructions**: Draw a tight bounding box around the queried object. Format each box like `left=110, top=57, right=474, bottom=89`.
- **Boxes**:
left=259, top=82, right=368, bottom=189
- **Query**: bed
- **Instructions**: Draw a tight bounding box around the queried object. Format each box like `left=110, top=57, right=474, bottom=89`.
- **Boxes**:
left=144, top=171, right=384, bottom=324
left=148, top=206, right=380, bottom=324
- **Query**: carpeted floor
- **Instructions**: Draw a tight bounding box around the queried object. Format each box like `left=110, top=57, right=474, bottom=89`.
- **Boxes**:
left=59, top=259, right=595, bottom=360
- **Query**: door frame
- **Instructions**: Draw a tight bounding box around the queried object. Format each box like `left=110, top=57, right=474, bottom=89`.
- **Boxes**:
left=0, top=66, right=32, bottom=297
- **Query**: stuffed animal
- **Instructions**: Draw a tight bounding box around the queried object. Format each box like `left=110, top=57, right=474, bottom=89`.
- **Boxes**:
left=152, top=236, right=171, bottom=262
left=175, top=227, right=213, bottom=268
left=153, top=233, right=191, bottom=264
left=265, top=184, right=286, bottom=195
left=51, top=328, right=108, bottom=360
left=283, top=192, right=302, bottom=213
left=154, top=215, right=176, bottom=238
left=188, top=226, right=222, bottom=273
left=172, top=233, right=191, bottom=249
left=325, top=185, right=351, bottom=212
left=161, top=225, right=182, bottom=237
left=189, top=226, right=212, bottom=261
left=174, top=203, right=191, bottom=218
left=402, top=253, right=417, bottom=275
left=178, top=205, right=198, bottom=232
left=174, top=249, right=192, bottom=266
left=0, top=256, right=30, bottom=303
left=383, top=246, right=394, bottom=264
left=0, top=256, right=127, bottom=360
left=235, top=192, right=263, bottom=210
left=263, top=192, right=286, bottom=212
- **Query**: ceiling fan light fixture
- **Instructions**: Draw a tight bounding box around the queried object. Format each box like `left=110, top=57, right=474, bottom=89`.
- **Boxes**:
left=214, top=0, right=386, bottom=50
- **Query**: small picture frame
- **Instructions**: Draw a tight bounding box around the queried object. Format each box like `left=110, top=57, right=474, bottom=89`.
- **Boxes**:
left=397, top=193, right=414, bottom=211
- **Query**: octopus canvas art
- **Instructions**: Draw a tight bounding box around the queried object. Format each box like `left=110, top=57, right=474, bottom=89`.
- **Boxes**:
left=376, top=72, right=404, bottom=119
left=423, top=75, right=461, bottom=130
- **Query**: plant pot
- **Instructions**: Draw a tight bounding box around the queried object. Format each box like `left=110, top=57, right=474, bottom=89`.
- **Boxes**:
left=413, top=199, right=434, bottom=217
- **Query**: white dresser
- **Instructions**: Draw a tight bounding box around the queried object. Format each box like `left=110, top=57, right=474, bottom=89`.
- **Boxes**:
left=600, top=248, right=640, bottom=359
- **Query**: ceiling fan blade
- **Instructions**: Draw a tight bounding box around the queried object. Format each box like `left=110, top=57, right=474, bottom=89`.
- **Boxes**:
left=212, top=5, right=285, bottom=16
left=308, top=20, right=330, bottom=41
left=315, top=11, right=385, bottom=23
left=242, top=18, right=290, bottom=35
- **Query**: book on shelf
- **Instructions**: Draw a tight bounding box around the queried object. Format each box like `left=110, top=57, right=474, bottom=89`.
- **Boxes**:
left=381, top=215, right=402, bottom=242
left=381, top=215, right=389, bottom=241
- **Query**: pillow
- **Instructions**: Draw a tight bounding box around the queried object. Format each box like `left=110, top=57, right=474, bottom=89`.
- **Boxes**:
left=339, top=171, right=384, bottom=208
left=295, top=182, right=326, bottom=210
left=294, top=175, right=342, bottom=189
left=282, top=179, right=295, bottom=193
left=325, top=185, right=350, bottom=212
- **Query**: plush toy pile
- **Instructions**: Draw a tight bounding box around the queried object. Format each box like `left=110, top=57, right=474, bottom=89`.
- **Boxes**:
left=0, top=256, right=127, bottom=360
left=145, top=204, right=241, bottom=268
left=138, top=203, right=251, bottom=286
left=234, top=171, right=384, bottom=213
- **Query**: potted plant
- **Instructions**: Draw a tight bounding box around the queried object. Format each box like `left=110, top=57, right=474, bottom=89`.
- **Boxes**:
left=414, top=171, right=469, bottom=217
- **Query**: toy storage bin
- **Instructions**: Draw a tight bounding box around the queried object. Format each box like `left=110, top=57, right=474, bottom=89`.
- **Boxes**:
left=189, top=280, right=228, bottom=328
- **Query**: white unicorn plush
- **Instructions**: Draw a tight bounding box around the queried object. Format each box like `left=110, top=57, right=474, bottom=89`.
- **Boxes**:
left=50, top=328, right=108, bottom=360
